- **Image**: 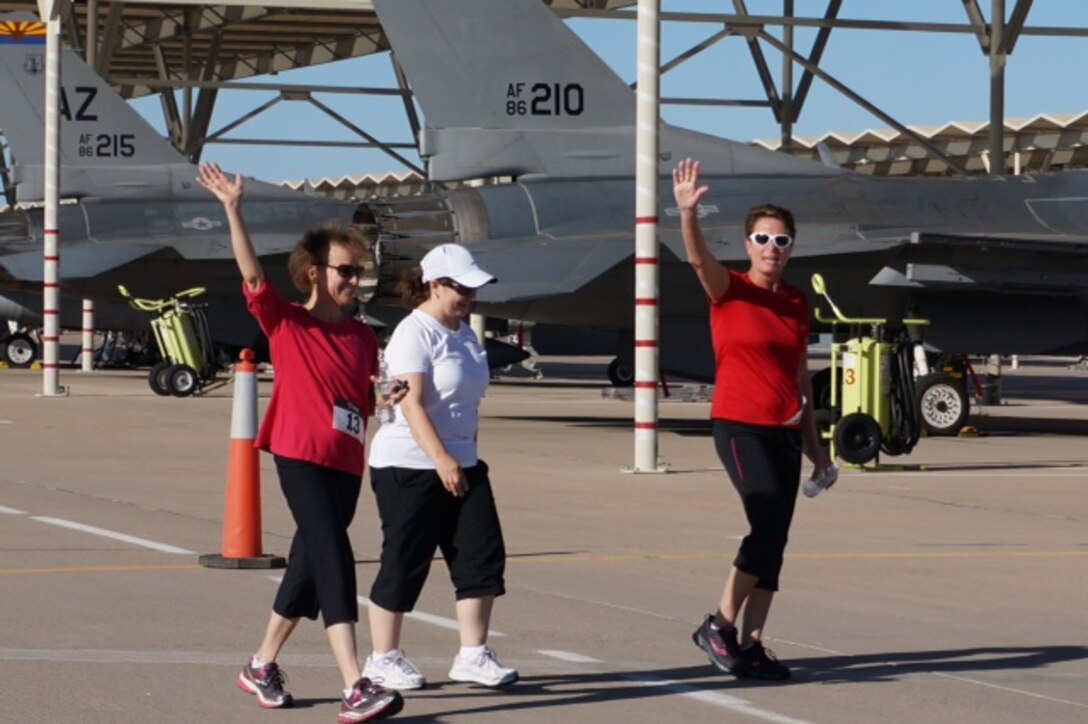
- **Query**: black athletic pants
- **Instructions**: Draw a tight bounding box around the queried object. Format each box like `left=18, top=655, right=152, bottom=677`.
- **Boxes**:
left=272, top=456, right=362, bottom=627
left=713, top=420, right=802, bottom=592
left=368, top=461, right=506, bottom=612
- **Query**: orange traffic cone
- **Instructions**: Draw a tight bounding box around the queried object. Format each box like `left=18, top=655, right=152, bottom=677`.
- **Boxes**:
left=200, top=349, right=285, bottom=569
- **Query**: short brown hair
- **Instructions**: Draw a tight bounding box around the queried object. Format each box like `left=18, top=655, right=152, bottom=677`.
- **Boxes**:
left=744, top=204, right=796, bottom=240
left=286, top=225, right=370, bottom=293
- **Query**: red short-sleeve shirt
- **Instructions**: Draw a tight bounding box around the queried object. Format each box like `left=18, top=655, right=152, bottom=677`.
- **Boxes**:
left=244, top=281, right=379, bottom=476
left=709, top=270, right=810, bottom=427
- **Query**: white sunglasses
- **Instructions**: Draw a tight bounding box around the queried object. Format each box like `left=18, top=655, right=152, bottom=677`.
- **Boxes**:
left=747, top=232, right=794, bottom=249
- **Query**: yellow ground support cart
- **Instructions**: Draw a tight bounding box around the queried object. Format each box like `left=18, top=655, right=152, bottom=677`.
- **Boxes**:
left=118, top=285, right=224, bottom=396
left=810, top=274, right=930, bottom=466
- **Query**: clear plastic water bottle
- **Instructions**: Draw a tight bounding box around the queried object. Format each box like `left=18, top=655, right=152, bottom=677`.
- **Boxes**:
left=802, top=463, right=840, bottom=499
left=375, top=361, right=396, bottom=425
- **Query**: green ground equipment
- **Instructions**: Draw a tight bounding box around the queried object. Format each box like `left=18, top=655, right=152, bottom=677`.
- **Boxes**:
left=118, top=285, right=224, bottom=396
left=810, top=273, right=930, bottom=466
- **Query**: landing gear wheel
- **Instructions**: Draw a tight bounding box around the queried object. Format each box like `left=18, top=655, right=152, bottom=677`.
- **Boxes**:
left=149, top=361, right=172, bottom=396
left=834, top=412, right=882, bottom=465
left=916, top=372, right=969, bottom=436
left=607, top=357, right=634, bottom=387
left=2, top=332, right=38, bottom=368
left=166, top=364, right=199, bottom=397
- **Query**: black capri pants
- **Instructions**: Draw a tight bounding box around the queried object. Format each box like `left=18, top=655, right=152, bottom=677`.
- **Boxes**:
left=713, top=420, right=803, bottom=592
left=368, top=460, right=506, bottom=612
left=272, top=456, right=362, bottom=627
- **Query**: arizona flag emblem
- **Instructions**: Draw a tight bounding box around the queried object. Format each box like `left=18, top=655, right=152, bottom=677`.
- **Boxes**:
left=0, top=20, right=47, bottom=44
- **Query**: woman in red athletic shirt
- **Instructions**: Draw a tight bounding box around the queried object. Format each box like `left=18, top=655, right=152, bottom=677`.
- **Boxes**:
left=199, top=163, right=403, bottom=723
left=672, top=157, right=832, bottom=681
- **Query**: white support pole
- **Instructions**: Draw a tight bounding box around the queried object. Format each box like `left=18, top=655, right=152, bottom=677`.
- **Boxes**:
left=81, top=299, right=94, bottom=372
left=631, top=0, right=663, bottom=473
left=41, top=16, right=63, bottom=395
left=86, top=0, right=99, bottom=67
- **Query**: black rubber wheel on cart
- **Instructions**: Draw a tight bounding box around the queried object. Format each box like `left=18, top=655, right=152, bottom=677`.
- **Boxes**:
left=834, top=412, right=882, bottom=465
left=149, top=361, right=172, bottom=396
left=167, top=364, right=199, bottom=397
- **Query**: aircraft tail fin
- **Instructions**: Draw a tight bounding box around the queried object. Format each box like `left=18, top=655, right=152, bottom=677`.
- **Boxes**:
left=374, top=0, right=835, bottom=181
left=374, top=0, right=636, bottom=180
left=0, top=13, right=186, bottom=201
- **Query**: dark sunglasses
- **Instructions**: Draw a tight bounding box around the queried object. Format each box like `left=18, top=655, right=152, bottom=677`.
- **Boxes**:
left=437, top=278, right=477, bottom=295
left=322, top=263, right=367, bottom=280
left=747, top=232, right=793, bottom=248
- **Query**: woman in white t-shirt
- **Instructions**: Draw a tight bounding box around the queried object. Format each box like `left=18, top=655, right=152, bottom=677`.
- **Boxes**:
left=364, top=244, right=517, bottom=692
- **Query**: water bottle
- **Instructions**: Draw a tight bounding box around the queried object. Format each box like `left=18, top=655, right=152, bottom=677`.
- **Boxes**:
left=802, top=463, right=839, bottom=499
left=375, top=361, right=396, bottom=425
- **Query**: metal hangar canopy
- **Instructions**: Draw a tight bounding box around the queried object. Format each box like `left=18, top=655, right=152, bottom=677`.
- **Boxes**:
left=7, top=1, right=636, bottom=99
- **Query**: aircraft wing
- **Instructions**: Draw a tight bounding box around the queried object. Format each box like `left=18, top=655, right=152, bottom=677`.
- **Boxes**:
left=468, top=235, right=632, bottom=303
left=869, top=232, right=1088, bottom=294
left=0, top=242, right=164, bottom=281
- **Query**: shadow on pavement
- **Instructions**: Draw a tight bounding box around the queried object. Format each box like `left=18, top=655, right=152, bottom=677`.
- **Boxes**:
left=381, top=644, right=1087, bottom=721
left=794, top=644, right=1088, bottom=683
left=970, top=415, right=1088, bottom=436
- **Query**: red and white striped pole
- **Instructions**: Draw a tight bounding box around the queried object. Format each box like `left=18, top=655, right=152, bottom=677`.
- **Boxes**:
left=632, top=0, right=663, bottom=472
left=80, top=299, right=94, bottom=372
left=41, top=15, right=62, bottom=395
left=200, top=349, right=284, bottom=569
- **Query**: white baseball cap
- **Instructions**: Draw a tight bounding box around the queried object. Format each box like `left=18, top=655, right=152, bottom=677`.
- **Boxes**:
left=420, top=243, right=496, bottom=288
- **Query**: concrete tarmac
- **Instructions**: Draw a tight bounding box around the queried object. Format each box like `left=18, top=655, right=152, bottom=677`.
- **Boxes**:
left=1, top=357, right=1086, bottom=723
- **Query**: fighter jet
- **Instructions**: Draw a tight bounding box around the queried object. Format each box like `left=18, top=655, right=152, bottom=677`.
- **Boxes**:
left=368, top=0, right=1088, bottom=384
left=0, top=17, right=543, bottom=374
left=0, top=13, right=367, bottom=361
left=5, top=4, right=1088, bottom=384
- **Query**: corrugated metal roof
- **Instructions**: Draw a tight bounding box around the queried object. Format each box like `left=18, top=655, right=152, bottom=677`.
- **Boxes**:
left=280, top=171, right=427, bottom=199
left=755, top=111, right=1088, bottom=176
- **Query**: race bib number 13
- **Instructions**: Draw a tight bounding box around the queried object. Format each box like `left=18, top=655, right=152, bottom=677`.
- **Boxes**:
left=332, top=398, right=365, bottom=444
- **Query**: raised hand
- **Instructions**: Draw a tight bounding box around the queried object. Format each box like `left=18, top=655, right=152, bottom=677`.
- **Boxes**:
left=672, top=157, right=709, bottom=213
left=196, top=163, right=243, bottom=209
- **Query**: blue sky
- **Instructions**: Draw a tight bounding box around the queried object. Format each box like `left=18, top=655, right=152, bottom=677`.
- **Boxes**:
left=133, top=1, right=1088, bottom=183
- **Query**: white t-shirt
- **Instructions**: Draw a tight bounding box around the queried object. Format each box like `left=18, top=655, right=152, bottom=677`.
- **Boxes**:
left=368, top=309, right=490, bottom=469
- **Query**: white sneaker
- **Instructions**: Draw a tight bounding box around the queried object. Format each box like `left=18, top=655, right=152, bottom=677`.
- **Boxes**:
left=363, top=649, right=426, bottom=691
left=448, top=646, right=518, bottom=687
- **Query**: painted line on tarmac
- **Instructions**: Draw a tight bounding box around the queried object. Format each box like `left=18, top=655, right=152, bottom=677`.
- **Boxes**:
left=31, top=516, right=195, bottom=555
left=622, top=673, right=810, bottom=724
left=788, top=550, right=1088, bottom=560
left=0, top=564, right=198, bottom=577
left=264, top=575, right=506, bottom=637
left=769, top=637, right=852, bottom=656
left=537, top=650, right=809, bottom=722
left=362, top=596, right=507, bottom=637
left=537, top=649, right=602, bottom=663
left=6, top=504, right=196, bottom=555
left=849, top=469, right=1087, bottom=478
left=0, top=649, right=334, bottom=667
left=931, top=672, right=1088, bottom=709
left=506, top=550, right=1088, bottom=565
